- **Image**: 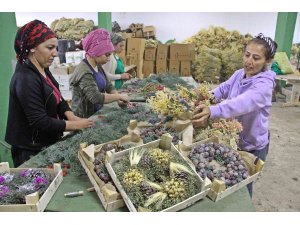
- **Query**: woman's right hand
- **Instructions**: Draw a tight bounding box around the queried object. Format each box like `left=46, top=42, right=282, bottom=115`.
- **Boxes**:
left=65, top=119, right=94, bottom=131
left=119, top=93, right=129, bottom=103
left=121, top=73, right=131, bottom=80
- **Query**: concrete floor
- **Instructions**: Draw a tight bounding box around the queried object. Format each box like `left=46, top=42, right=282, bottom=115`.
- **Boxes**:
left=252, top=99, right=300, bottom=211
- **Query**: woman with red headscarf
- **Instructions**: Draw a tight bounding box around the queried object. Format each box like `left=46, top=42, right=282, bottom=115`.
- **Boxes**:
left=5, top=20, right=93, bottom=167
left=70, top=28, right=129, bottom=118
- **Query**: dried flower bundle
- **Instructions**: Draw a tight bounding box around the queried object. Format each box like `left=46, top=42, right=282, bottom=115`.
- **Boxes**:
left=113, top=146, right=201, bottom=211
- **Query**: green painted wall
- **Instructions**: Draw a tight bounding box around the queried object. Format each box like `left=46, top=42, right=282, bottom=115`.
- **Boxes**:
left=98, top=12, right=112, bottom=32
left=275, top=12, right=298, bottom=58
left=0, top=12, right=17, bottom=166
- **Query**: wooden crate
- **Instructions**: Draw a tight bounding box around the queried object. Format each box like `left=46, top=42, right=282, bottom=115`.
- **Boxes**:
left=0, top=162, right=63, bottom=212
left=127, top=119, right=193, bottom=146
left=178, top=137, right=264, bottom=202
left=78, top=133, right=144, bottom=211
left=105, top=133, right=210, bottom=212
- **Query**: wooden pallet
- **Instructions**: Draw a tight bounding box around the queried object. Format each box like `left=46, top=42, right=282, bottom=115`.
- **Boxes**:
left=105, top=133, right=210, bottom=212
left=0, top=162, right=63, bottom=212
left=179, top=137, right=264, bottom=202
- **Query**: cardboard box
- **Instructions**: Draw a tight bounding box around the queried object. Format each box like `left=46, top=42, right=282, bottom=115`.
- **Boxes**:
left=143, top=26, right=156, bottom=37
left=65, top=51, right=75, bottom=64
left=156, top=44, right=169, bottom=61
left=180, top=61, right=191, bottom=76
left=143, top=60, right=155, bottom=77
left=73, top=51, right=85, bottom=65
left=50, top=66, right=68, bottom=75
left=61, top=90, right=72, bottom=100
left=168, top=60, right=180, bottom=75
left=144, top=47, right=157, bottom=61
left=156, top=60, right=167, bottom=74
left=169, top=44, right=195, bottom=61
left=135, top=29, right=144, bottom=38
left=127, top=38, right=146, bottom=60
left=68, top=65, right=76, bottom=75
left=136, top=60, right=144, bottom=79
left=121, top=32, right=133, bottom=39
left=53, top=74, right=70, bottom=91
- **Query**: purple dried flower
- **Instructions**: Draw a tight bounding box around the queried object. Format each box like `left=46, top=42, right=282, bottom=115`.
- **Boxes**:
left=0, top=176, right=5, bottom=184
left=33, top=177, right=48, bottom=188
left=0, top=185, right=10, bottom=197
left=20, top=169, right=29, bottom=177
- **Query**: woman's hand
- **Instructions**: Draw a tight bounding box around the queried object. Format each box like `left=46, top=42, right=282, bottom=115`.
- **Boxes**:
left=65, top=119, right=94, bottom=131
left=192, top=104, right=211, bottom=128
left=64, top=111, right=94, bottom=130
left=64, top=111, right=82, bottom=121
left=118, top=93, right=129, bottom=108
left=121, top=73, right=131, bottom=80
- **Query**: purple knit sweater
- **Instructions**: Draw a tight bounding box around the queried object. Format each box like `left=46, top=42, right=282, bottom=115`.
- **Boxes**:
left=209, top=68, right=275, bottom=151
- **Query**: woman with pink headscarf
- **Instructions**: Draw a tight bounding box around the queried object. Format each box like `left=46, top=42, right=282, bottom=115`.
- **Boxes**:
left=70, top=28, right=129, bottom=118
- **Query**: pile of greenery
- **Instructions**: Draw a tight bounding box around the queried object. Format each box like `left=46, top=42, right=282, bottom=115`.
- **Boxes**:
left=21, top=103, right=158, bottom=175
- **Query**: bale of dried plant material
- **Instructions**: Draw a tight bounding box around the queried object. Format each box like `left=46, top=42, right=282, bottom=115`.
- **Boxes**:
left=50, top=17, right=95, bottom=41
left=192, top=47, right=222, bottom=83
left=220, top=49, right=243, bottom=82
left=184, top=26, right=252, bottom=82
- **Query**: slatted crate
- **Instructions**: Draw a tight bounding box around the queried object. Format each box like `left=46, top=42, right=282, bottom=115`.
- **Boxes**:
left=178, top=137, right=264, bottom=202
left=105, top=133, right=211, bottom=212
left=78, top=133, right=143, bottom=211
left=0, top=162, right=63, bottom=212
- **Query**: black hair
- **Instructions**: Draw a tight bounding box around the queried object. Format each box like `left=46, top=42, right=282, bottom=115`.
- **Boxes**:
left=248, top=33, right=278, bottom=60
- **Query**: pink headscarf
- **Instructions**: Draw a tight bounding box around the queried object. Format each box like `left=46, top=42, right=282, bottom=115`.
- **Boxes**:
left=82, top=28, right=115, bottom=57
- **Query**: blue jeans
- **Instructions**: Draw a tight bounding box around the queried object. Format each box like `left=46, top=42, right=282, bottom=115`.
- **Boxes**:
left=246, top=142, right=269, bottom=198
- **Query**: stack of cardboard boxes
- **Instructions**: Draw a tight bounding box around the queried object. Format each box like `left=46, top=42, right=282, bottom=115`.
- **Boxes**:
left=156, top=44, right=168, bottom=74
left=129, top=23, right=144, bottom=38
left=126, top=38, right=146, bottom=79
left=143, top=26, right=156, bottom=39
left=143, top=46, right=156, bottom=78
left=168, top=44, right=195, bottom=76
left=50, top=64, right=76, bottom=101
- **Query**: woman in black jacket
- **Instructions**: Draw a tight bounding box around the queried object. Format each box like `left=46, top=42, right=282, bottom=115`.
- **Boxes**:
left=5, top=20, right=93, bottom=167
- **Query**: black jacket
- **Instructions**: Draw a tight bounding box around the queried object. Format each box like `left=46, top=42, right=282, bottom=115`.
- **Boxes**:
left=5, top=60, right=71, bottom=152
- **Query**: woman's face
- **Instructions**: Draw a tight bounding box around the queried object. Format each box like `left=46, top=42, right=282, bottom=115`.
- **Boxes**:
left=31, top=38, right=58, bottom=69
left=114, top=41, right=125, bottom=54
left=243, top=42, right=271, bottom=76
left=95, top=52, right=112, bottom=65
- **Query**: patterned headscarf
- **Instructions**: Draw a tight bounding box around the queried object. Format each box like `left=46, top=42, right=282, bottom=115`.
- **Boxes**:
left=14, top=20, right=57, bottom=63
left=82, top=28, right=115, bottom=57
left=110, top=32, right=125, bottom=45
left=255, top=33, right=277, bottom=58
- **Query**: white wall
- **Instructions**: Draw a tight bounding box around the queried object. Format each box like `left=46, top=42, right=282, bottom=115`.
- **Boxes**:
left=112, top=12, right=278, bottom=43
left=15, top=12, right=98, bottom=27
left=15, top=12, right=299, bottom=43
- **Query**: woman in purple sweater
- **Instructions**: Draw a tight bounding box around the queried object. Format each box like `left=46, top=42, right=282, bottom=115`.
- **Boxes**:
left=192, top=33, right=277, bottom=197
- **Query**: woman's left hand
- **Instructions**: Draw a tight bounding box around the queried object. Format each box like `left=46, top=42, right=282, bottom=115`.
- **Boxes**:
left=192, top=104, right=211, bottom=128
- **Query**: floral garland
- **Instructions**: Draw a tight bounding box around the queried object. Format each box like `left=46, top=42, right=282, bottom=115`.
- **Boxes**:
left=0, top=169, right=53, bottom=205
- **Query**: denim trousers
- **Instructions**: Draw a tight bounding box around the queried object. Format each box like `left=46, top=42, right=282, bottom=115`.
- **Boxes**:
left=246, top=142, right=269, bottom=198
